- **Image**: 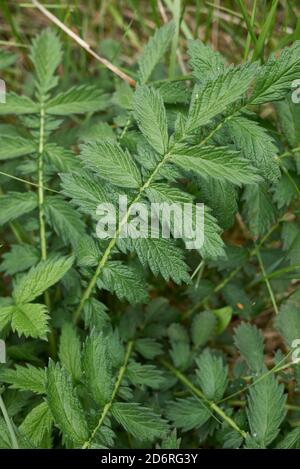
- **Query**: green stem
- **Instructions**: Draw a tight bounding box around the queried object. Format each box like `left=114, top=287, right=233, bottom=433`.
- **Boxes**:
left=219, top=351, right=294, bottom=404
left=37, top=102, right=47, bottom=261
left=277, top=146, right=300, bottom=159
left=8, top=222, right=23, bottom=245
left=255, top=244, right=279, bottom=315
left=37, top=101, right=56, bottom=356
left=191, top=260, right=205, bottom=281
left=0, top=392, right=19, bottom=449
left=161, top=358, right=247, bottom=439
left=0, top=170, right=59, bottom=194
left=82, top=341, right=134, bottom=449
left=200, top=111, right=237, bottom=146
left=229, top=400, right=300, bottom=413
left=248, top=263, right=300, bottom=288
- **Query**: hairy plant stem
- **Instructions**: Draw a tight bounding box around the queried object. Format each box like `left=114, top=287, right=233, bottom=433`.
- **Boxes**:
left=38, top=103, right=47, bottom=261
left=0, top=392, right=18, bottom=449
left=160, top=358, right=247, bottom=439
left=37, top=101, right=56, bottom=356
left=82, top=341, right=134, bottom=449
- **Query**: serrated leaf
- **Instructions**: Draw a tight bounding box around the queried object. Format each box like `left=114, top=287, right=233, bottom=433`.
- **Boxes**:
left=156, top=81, right=190, bottom=104
left=45, top=143, right=81, bottom=172
left=226, top=115, right=280, bottom=182
left=145, top=182, right=193, bottom=204
left=134, top=238, right=190, bottom=284
left=133, top=86, right=169, bottom=155
left=166, top=397, right=211, bottom=431
left=276, top=301, right=300, bottom=347
left=0, top=136, right=36, bottom=160
left=273, top=173, right=296, bottom=209
left=46, top=361, right=89, bottom=446
left=19, top=401, right=53, bottom=447
left=83, top=298, right=109, bottom=331
left=45, top=196, right=85, bottom=246
left=188, top=39, right=225, bottom=82
left=98, top=261, right=148, bottom=304
left=60, top=170, right=110, bottom=217
left=126, top=361, right=164, bottom=389
left=83, top=332, right=113, bottom=406
left=0, top=192, right=37, bottom=226
left=186, top=63, right=258, bottom=132
left=0, top=92, right=38, bottom=115
left=80, top=141, right=141, bottom=189
left=276, top=427, right=300, bottom=449
left=198, top=207, right=225, bottom=260
left=246, top=374, right=286, bottom=447
left=46, top=86, right=109, bottom=115
left=0, top=364, right=46, bottom=394
left=234, top=323, right=265, bottom=373
left=171, top=145, right=261, bottom=186
left=276, top=94, right=300, bottom=148
left=111, top=402, right=168, bottom=442
left=282, top=222, right=300, bottom=264
left=138, top=21, right=175, bottom=84
left=0, top=244, right=39, bottom=276
left=160, top=429, right=181, bottom=449
left=13, top=255, right=74, bottom=304
left=200, top=178, right=238, bottom=229
left=75, top=235, right=101, bottom=267
left=250, top=42, right=300, bottom=104
left=112, top=81, right=134, bottom=109
left=146, top=183, right=224, bottom=260
left=59, top=323, right=82, bottom=382
left=195, top=349, right=228, bottom=401
left=30, top=29, right=62, bottom=94
left=11, top=303, right=49, bottom=339
left=135, top=338, right=163, bottom=359
left=0, top=306, right=14, bottom=331
left=242, top=184, right=276, bottom=237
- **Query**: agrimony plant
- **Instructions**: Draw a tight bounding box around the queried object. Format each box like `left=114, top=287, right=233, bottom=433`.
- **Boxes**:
left=0, top=21, right=300, bottom=449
